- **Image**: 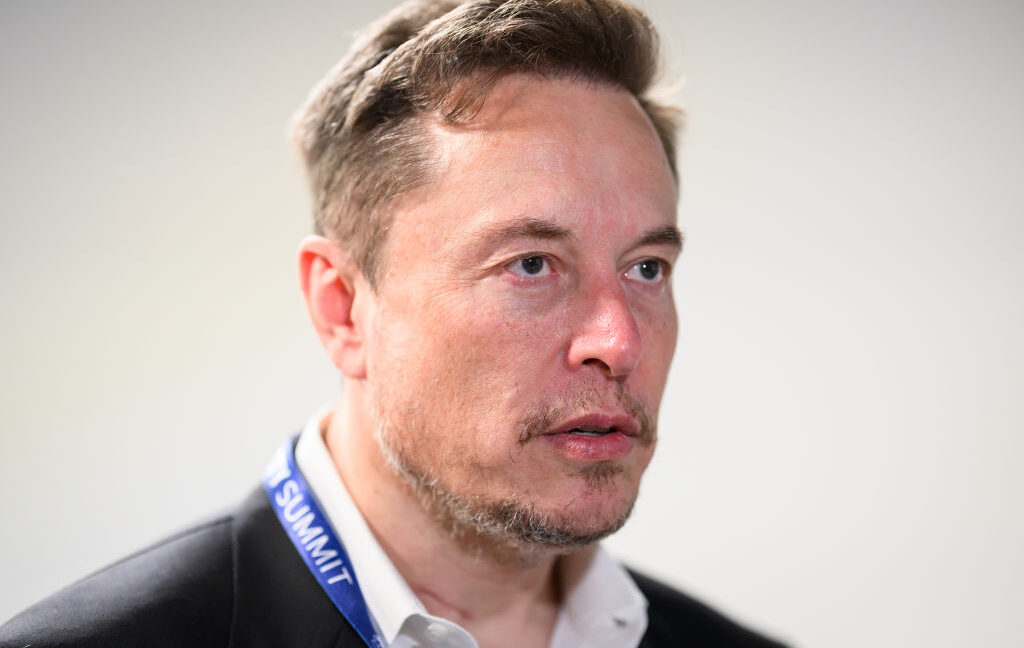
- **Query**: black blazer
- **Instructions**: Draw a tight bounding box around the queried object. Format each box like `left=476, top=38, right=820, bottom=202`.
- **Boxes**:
left=1, top=488, right=786, bottom=647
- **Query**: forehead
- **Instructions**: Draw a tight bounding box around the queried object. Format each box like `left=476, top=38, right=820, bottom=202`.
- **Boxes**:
left=387, top=75, right=678, bottom=259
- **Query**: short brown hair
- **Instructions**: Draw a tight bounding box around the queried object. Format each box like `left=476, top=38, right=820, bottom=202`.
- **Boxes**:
left=292, top=0, right=680, bottom=286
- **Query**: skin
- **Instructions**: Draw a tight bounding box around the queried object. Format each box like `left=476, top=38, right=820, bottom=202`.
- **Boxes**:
left=300, top=74, right=680, bottom=648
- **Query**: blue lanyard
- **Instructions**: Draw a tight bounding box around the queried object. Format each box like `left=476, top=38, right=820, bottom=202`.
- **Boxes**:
left=263, top=437, right=384, bottom=648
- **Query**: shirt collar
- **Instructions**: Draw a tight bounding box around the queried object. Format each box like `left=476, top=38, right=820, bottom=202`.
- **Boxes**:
left=553, top=544, right=648, bottom=646
left=296, top=412, right=471, bottom=645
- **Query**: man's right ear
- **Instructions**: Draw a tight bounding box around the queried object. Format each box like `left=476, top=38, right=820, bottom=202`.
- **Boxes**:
left=298, top=235, right=370, bottom=380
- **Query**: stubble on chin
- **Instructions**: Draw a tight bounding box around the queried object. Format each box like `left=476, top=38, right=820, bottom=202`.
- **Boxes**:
left=371, top=380, right=656, bottom=562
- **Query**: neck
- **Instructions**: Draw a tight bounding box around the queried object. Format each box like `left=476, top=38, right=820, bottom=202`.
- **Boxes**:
left=324, top=386, right=575, bottom=637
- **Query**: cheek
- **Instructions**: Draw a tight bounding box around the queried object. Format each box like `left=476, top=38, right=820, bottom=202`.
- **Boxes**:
left=647, top=301, right=678, bottom=365
left=434, top=300, right=561, bottom=404
left=375, top=294, right=559, bottom=420
left=632, top=297, right=678, bottom=396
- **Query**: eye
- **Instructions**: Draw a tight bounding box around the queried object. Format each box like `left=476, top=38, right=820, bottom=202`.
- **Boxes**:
left=507, top=255, right=553, bottom=278
left=624, top=259, right=666, bottom=284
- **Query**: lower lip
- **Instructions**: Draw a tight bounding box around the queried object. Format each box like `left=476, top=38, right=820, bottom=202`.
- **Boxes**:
left=540, top=431, right=635, bottom=462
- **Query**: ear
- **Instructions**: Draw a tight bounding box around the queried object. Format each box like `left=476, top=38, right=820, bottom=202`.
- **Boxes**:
left=298, top=235, right=371, bottom=380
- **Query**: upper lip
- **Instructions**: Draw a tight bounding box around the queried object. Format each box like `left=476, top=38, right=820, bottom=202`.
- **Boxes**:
left=545, top=413, right=640, bottom=438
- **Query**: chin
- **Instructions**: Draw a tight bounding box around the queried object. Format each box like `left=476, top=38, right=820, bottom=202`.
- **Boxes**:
left=377, top=415, right=642, bottom=554
left=501, top=476, right=640, bottom=548
left=503, top=496, right=636, bottom=551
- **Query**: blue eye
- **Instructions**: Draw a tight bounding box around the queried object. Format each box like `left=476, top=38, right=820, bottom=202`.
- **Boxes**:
left=509, top=255, right=552, bottom=278
left=625, top=259, right=665, bottom=283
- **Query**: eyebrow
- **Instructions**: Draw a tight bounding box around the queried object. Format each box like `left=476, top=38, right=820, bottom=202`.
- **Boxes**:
left=473, top=217, right=576, bottom=247
left=473, top=216, right=683, bottom=251
left=634, top=224, right=685, bottom=251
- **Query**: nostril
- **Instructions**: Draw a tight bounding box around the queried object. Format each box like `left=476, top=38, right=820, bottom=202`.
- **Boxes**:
left=581, top=356, right=615, bottom=376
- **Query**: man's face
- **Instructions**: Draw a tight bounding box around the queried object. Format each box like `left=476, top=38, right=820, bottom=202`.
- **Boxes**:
left=362, top=75, right=680, bottom=549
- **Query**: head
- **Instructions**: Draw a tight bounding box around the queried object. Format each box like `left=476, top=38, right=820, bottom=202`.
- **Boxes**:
left=297, top=0, right=682, bottom=558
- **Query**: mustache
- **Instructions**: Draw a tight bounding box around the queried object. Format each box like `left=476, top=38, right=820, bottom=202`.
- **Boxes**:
left=516, top=381, right=655, bottom=446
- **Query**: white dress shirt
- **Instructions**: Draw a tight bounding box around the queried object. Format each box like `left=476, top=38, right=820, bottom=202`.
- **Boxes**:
left=294, top=412, right=648, bottom=648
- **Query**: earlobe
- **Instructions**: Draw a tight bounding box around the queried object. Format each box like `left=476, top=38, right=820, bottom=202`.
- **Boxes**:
left=298, top=235, right=369, bottom=379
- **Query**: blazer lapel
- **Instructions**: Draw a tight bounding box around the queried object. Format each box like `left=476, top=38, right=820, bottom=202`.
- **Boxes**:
left=229, top=488, right=365, bottom=647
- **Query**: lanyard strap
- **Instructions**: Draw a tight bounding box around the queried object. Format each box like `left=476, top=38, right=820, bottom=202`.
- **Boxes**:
left=263, top=437, right=384, bottom=648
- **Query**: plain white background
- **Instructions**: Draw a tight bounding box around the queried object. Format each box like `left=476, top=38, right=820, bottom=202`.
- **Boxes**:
left=2, top=1, right=1021, bottom=645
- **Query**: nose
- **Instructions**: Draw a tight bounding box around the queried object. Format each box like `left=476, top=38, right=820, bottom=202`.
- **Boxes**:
left=565, top=280, right=643, bottom=378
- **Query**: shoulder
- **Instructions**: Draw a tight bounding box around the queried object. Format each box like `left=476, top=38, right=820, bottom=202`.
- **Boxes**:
left=0, top=513, right=235, bottom=647
left=629, top=570, right=789, bottom=648
left=1, top=488, right=362, bottom=648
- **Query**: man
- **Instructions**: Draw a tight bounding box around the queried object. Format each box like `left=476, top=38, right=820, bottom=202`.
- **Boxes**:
left=1, top=1, right=786, bottom=646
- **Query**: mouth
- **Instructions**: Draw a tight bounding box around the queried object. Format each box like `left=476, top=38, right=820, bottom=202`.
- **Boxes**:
left=547, top=414, right=640, bottom=439
left=539, top=414, right=641, bottom=462
left=565, top=426, right=621, bottom=437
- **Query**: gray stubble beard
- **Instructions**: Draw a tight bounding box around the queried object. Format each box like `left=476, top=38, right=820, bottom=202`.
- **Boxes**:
left=371, top=383, right=655, bottom=563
